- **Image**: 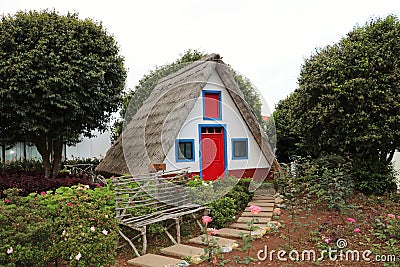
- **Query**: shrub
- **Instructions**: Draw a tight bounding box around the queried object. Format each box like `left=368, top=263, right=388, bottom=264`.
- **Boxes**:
left=0, top=183, right=117, bottom=267
left=209, top=196, right=236, bottom=229
left=0, top=170, right=99, bottom=198
left=352, top=157, right=397, bottom=195
left=276, top=155, right=354, bottom=211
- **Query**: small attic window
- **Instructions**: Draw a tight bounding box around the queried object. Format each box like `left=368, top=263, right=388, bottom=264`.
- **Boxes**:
left=176, top=139, right=194, bottom=162
left=203, top=90, right=221, bottom=120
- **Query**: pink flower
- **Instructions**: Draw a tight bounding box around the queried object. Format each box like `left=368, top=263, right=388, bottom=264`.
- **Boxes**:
left=202, top=216, right=212, bottom=224
left=273, top=208, right=281, bottom=215
left=67, top=203, right=74, bottom=207
left=324, top=238, right=332, bottom=244
left=96, top=183, right=101, bottom=187
left=4, top=199, right=11, bottom=203
left=6, top=247, right=13, bottom=254
left=354, top=228, right=360, bottom=233
left=40, top=191, right=46, bottom=195
left=207, top=228, right=219, bottom=235
left=90, top=226, right=96, bottom=232
left=397, top=215, right=400, bottom=220
left=346, top=218, right=356, bottom=223
left=102, top=229, right=108, bottom=235
left=250, top=205, right=262, bottom=215
left=75, top=252, right=82, bottom=261
left=388, top=214, right=395, bottom=219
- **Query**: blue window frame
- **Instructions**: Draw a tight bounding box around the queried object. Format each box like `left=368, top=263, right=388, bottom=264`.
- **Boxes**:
left=232, top=138, right=248, bottom=160
left=202, top=90, right=222, bottom=120
left=175, top=139, right=195, bottom=162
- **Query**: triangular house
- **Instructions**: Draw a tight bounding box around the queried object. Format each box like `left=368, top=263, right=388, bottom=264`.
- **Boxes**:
left=96, top=54, right=275, bottom=180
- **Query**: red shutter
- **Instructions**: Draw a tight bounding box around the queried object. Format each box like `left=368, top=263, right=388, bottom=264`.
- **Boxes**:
left=204, top=93, right=220, bottom=118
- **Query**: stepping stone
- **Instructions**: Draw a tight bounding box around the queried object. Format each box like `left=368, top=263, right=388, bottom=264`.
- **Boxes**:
left=253, top=189, right=275, bottom=196
left=245, top=206, right=274, bottom=212
left=161, top=244, right=206, bottom=264
left=188, top=234, right=239, bottom=249
left=229, top=222, right=268, bottom=230
left=217, top=228, right=250, bottom=238
left=252, top=196, right=275, bottom=201
left=237, top=216, right=270, bottom=224
left=127, top=254, right=186, bottom=267
left=241, top=211, right=273, bottom=217
left=248, top=201, right=275, bottom=207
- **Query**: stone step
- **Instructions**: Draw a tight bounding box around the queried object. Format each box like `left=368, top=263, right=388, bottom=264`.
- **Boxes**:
left=160, top=244, right=206, bottom=264
left=252, top=196, right=275, bottom=201
left=229, top=222, right=268, bottom=230
left=253, top=189, right=275, bottom=195
left=217, top=228, right=250, bottom=238
left=188, top=234, right=239, bottom=250
left=236, top=216, right=271, bottom=224
left=127, top=254, right=187, bottom=267
left=241, top=211, right=273, bottom=217
left=245, top=206, right=274, bottom=213
left=248, top=201, right=275, bottom=207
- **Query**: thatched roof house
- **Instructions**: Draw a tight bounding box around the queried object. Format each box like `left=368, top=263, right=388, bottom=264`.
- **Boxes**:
left=96, top=54, right=275, bottom=180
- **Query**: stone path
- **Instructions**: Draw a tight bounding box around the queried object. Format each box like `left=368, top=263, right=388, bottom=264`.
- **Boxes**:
left=126, top=187, right=276, bottom=266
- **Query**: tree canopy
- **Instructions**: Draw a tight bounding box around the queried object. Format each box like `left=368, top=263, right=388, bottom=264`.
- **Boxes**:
left=274, top=15, right=400, bottom=193
left=0, top=10, right=126, bottom=177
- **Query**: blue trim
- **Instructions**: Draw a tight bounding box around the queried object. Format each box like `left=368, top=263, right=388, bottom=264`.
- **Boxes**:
left=198, top=124, right=227, bottom=179
left=175, top=139, right=195, bottom=162
left=202, top=90, right=222, bottom=120
left=232, top=138, right=249, bottom=160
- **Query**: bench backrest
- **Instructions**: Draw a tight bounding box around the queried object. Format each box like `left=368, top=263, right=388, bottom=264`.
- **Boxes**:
left=112, top=170, right=192, bottom=220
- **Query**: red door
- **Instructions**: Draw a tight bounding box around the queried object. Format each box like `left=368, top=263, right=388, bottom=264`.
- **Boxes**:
left=201, top=127, right=225, bottom=181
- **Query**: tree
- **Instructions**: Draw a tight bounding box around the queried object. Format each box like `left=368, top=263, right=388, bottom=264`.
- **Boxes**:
left=113, top=50, right=265, bottom=139
left=0, top=10, right=126, bottom=178
left=275, top=15, right=400, bottom=193
left=273, top=91, right=304, bottom=162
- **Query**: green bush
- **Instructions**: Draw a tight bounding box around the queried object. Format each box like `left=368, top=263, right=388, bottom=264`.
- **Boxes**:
left=0, top=183, right=117, bottom=267
left=352, top=157, right=397, bottom=195
left=209, top=196, right=236, bottom=229
left=276, top=155, right=354, bottom=211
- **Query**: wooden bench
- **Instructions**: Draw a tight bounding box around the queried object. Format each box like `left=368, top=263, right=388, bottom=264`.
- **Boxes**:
left=112, top=169, right=206, bottom=256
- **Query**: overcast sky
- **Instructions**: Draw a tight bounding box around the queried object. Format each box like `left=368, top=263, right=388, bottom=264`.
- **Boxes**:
left=2, top=0, right=400, bottom=113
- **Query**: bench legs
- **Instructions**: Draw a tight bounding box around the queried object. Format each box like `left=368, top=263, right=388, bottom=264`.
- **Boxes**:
left=142, top=226, right=147, bottom=255
left=176, top=217, right=181, bottom=244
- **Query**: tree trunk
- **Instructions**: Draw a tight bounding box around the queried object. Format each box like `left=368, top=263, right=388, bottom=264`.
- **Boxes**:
left=386, top=149, right=395, bottom=164
left=35, top=135, right=52, bottom=179
left=1, top=143, right=5, bottom=162
left=51, top=139, right=63, bottom=178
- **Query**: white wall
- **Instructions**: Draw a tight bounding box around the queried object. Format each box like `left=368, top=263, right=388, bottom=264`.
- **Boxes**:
left=163, top=69, right=269, bottom=172
left=66, top=130, right=111, bottom=160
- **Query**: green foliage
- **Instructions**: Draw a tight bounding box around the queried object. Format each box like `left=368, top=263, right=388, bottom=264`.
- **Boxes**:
left=274, top=15, right=400, bottom=194
left=273, top=91, right=304, bottom=162
left=276, top=155, right=354, bottom=212
left=0, top=10, right=126, bottom=177
left=209, top=196, right=236, bottom=229
left=0, top=159, right=43, bottom=172
left=0, top=183, right=117, bottom=266
left=233, top=73, right=262, bottom=123
left=352, top=156, right=397, bottom=195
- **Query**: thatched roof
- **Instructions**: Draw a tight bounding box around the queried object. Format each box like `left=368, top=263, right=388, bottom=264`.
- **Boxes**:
left=96, top=54, right=275, bottom=176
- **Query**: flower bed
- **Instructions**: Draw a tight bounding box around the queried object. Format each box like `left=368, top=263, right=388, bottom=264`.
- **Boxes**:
left=0, top=183, right=117, bottom=267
